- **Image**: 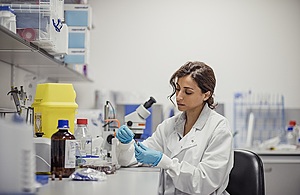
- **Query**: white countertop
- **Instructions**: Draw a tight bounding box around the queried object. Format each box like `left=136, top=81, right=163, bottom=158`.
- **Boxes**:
left=254, top=149, right=300, bottom=155
left=37, top=167, right=160, bottom=195
left=237, top=147, right=300, bottom=155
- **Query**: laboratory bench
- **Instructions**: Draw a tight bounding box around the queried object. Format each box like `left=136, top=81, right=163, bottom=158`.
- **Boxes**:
left=251, top=149, right=300, bottom=195
left=29, top=150, right=300, bottom=195
left=37, top=167, right=160, bottom=195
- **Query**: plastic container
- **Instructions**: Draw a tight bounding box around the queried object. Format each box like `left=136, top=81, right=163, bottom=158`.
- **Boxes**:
left=0, top=115, right=36, bottom=194
left=51, top=119, right=76, bottom=178
left=34, top=137, right=51, bottom=173
left=64, top=48, right=88, bottom=64
left=5, top=0, right=67, bottom=54
left=0, top=6, right=16, bottom=33
left=68, top=26, right=89, bottom=48
left=74, top=118, right=92, bottom=157
left=31, top=83, right=78, bottom=138
left=286, top=120, right=297, bottom=145
left=64, top=4, right=92, bottom=28
left=286, top=126, right=295, bottom=145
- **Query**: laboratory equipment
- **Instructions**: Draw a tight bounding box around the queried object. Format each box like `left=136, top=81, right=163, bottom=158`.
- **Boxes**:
left=32, top=83, right=78, bottom=138
left=285, top=120, right=298, bottom=145
left=92, top=136, right=104, bottom=156
left=6, top=86, right=34, bottom=125
left=111, top=136, right=118, bottom=165
left=74, top=118, right=92, bottom=157
left=233, top=91, right=285, bottom=148
left=34, top=137, right=51, bottom=173
left=51, top=119, right=76, bottom=178
left=7, top=85, right=28, bottom=115
left=102, top=101, right=120, bottom=151
left=0, top=5, right=16, bottom=33
left=124, top=97, right=156, bottom=139
left=2, top=0, right=68, bottom=55
left=0, top=115, right=36, bottom=194
left=286, top=127, right=295, bottom=145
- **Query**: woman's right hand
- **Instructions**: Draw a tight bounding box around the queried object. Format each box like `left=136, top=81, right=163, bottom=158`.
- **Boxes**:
left=116, top=125, right=135, bottom=144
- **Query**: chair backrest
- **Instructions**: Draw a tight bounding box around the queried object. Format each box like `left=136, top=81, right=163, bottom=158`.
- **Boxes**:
left=226, top=149, right=265, bottom=195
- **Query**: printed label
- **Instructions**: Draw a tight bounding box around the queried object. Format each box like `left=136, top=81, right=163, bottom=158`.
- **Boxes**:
left=34, top=113, right=42, bottom=134
left=64, top=140, right=76, bottom=168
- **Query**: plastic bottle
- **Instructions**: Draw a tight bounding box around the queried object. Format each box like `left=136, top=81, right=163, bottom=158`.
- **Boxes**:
left=293, top=122, right=300, bottom=145
left=286, top=126, right=295, bottom=145
left=74, top=118, right=92, bottom=157
left=51, top=119, right=76, bottom=178
left=286, top=120, right=297, bottom=145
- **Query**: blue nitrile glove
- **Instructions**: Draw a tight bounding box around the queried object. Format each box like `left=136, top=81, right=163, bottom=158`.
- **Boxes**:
left=134, top=142, right=163, bottom=166
left=116, top=125, right=134, bottom=144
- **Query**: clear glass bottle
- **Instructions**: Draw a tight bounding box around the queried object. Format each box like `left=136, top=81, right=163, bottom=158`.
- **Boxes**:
left=74, top=118, right=92, bottom=157
left=51, top=119, right=76, bottom=178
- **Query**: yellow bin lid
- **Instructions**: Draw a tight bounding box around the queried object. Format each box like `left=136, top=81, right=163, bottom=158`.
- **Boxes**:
left=32, top=83, right=78, bottom=108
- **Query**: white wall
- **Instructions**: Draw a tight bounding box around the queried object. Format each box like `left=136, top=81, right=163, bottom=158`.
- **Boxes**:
left=73, top=0, right=300, bottom=126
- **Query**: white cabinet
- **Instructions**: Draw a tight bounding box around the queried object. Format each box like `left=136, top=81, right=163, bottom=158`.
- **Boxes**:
left=256, top=150, right=300, bottom=195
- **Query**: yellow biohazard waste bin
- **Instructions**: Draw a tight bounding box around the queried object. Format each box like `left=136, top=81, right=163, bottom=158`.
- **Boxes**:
left=32, top=83, right=78, bottom=138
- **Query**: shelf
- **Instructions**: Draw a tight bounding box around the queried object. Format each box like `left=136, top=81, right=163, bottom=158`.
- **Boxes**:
left=0, top=26, right=92, bottom=82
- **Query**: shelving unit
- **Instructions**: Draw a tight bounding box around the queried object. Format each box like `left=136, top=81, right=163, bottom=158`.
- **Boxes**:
left=0, top=25, right=92, bottom=82
left=233, top=91, right=285, bottom=148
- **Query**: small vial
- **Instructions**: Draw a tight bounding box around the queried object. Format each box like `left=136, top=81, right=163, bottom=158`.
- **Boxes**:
left=59, top=171, right=62, bottom=180
left=51, top=173, right=55, bottom=181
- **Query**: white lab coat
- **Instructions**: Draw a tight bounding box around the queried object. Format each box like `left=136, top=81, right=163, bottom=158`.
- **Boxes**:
left=117, top=104, right=234, bottom=195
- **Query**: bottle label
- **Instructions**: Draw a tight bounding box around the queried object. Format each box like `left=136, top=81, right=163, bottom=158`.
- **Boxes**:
left=34, top=113, right=42, bottom=134
left=64, top=140, right=76, bottom=168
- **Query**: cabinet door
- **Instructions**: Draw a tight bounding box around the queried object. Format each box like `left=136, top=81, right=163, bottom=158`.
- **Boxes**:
left=264, top=163, right=300, bottom=195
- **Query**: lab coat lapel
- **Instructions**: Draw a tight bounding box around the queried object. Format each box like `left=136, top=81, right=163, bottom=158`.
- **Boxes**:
left=166, top=131, right=179, bottom=152
left=168, top=104, right=211, bottom=158
left=170, top=131, right=197, bottom=158
left=166, top=113, right=185, bottom=157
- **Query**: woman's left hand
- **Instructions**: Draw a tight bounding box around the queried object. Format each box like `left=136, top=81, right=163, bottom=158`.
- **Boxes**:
left=134, top=142, right=162, bottom=166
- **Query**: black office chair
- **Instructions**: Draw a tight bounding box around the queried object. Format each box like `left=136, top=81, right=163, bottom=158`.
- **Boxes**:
left=226, top=149, right=265, bottom=195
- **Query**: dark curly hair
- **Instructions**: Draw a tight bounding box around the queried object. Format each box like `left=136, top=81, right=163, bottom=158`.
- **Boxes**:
left=168, top=61, right=217, bottom=109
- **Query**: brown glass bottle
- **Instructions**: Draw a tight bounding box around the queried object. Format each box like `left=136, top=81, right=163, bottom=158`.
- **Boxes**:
left=51, top=119, right=76, bottom=178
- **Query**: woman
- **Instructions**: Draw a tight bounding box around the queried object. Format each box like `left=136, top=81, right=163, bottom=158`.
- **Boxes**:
left=116, top=61, right=233, bottom=195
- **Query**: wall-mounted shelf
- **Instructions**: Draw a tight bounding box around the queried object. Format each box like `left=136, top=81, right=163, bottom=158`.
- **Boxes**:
left=0, top=25, right=92, bottom=82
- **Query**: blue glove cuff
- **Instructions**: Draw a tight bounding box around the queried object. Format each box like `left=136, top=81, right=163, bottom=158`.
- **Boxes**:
left=152, top=152, right=163, bottom=166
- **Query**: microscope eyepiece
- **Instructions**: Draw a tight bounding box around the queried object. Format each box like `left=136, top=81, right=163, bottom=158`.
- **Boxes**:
left=143, top=96, right=156, bottom=109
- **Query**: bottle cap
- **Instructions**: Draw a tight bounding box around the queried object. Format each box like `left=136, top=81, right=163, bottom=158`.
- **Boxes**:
left=77, top=118, right=88, bottom=125
left=289, top=120, right=296, bottom=126
left=57, top=120, right=69, bottom=129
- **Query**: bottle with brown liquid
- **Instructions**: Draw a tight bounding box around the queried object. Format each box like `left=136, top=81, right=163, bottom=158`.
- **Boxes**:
left=51, top=119, right=76, bottom=178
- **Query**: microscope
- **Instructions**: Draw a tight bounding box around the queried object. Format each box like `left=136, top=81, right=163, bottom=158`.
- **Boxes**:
left=124, top=96, right=156, bottom=139
left=102, top=97, right=156, bottom=152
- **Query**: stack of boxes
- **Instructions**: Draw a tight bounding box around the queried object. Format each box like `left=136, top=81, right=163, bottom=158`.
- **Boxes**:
left=64, top=4, right=92, bottom=76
